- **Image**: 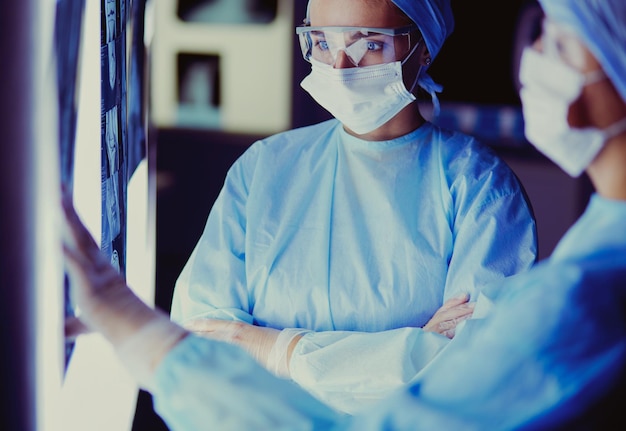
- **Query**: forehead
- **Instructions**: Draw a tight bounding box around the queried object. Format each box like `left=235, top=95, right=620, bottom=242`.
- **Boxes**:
left=309, top=0, right=407, bottom=28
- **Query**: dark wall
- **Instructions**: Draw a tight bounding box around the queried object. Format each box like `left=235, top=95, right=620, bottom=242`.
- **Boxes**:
left=153, top=129, right=260, bottom=314
left=0, top=3, right=38, bottom=430
left=430, top=0, right=531, bottom=106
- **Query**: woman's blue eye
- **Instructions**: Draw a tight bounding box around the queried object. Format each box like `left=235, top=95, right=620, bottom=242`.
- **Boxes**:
left=366, top=41, right=383, bottom=51
left=317, top=40, right=329, bottom=51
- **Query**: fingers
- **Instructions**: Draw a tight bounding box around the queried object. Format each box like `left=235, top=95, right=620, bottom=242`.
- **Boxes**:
left=61, top=193, right=101, bottom=265
left=439, top=302, right=475, bottom=320
left=442, top=328, right=456, bottom=339
left=423, top=295, right=475, bottom=338
left=431, top=314, right=472, bottom=339
left=62, top=194, right=129, bottom=313
left=61, top=191, right=82, bottom=250
left=61, top=195, right=118, bottom=296
left=427, top=301, right=474, bottom=325
left=65, top=316, right=93, bottom=340
left=63, top=242, right=92, bottom=277
left=439, top=293, right=470, bottom=310
left=436, top=314, right=471, bottom=330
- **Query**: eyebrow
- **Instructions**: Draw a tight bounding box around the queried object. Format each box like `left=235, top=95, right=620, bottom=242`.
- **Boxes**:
left=313, top=30, right=388, bottom=43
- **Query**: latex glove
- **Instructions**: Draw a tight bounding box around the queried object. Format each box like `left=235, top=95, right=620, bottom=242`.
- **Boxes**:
left=423, top=293, right=475, bottom=339
left=65, top=315, right=92, bottom=340
left=62, top=193, right=187, bottom=388
left=184, top=319, right=306, bottom=378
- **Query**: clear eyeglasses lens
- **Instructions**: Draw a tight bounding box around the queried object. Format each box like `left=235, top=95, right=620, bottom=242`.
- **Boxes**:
left=296, top=26, right=419, bottom=67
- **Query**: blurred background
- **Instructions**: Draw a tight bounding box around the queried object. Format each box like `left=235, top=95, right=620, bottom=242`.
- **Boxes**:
left=0, top=1, right=592, bottom=430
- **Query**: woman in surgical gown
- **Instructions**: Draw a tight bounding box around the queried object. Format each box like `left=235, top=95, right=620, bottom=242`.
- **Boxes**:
left=168, top=0, right=538, bottom=414
left=62, top=0, right=626, bottom=429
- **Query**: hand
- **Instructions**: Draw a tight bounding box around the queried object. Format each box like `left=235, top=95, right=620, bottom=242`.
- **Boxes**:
left=62, top=191, right=142, bottom=337
left=62, top=192, right=185, bottom=346
left=62, top=193, right=188, bottom=384
left=184, top=319, right=280, bottom=366
left=184, top=319, right=305, bottom=378
left=423, top=293, right=475, bottom=339
left=65, top=315, right=93, bottom=340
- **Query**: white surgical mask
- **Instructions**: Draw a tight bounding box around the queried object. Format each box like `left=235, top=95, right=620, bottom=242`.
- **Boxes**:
left=300, top=59, right=417, bottom=135
left=519, top=47, right=626, bottom=177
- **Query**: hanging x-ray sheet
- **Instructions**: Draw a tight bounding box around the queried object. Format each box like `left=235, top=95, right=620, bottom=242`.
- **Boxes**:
left=127, top=0, right=147, bottom=177
left=101, top=0, right=128, bottom=277
left=55, top=0, right=86, bottom=371
left=57, top=0, right=146, bottom=372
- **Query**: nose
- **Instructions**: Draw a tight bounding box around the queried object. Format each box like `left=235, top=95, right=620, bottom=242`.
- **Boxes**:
left=333, top=50, right=357, bottom=69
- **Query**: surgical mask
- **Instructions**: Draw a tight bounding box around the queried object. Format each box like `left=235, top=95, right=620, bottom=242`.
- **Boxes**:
left=519, top=47, right=626, bottom=177
left=300, top=58, right=418, bottom=135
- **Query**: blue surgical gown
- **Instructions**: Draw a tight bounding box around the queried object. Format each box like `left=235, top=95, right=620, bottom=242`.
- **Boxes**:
left=169, top=119, right=537, bottom=413
left=151, top=193, right=626, bottom=430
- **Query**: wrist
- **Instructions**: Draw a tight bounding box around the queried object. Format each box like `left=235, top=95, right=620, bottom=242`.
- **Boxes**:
left=79, top=284, right=161, bottom=346
left=267, top=329, right=309, bottom=378
left=115, top=317, right=189, bottom=390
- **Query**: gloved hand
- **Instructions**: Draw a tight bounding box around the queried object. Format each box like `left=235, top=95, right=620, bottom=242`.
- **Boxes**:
left=423, top=293, right=475, bottom=339
left=184, top=319, right=306, bottom=378
left=62, top=193, right=187, bottom=389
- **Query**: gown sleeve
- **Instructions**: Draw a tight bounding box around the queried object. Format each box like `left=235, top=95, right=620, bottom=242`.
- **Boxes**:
left=289, top=327, right=450, bottom=414
left=288, top=183, right=537, bottom=414
left=169, top=149, right=256, bottom=326
left=343, top=258, right=626, bottom=430
left=150, top=335, right=347, bottom=431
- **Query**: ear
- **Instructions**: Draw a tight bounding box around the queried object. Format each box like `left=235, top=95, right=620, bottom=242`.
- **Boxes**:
left=420, top=47, right=432, bottom=67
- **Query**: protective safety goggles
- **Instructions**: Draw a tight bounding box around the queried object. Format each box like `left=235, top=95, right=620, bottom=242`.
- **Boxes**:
left=540, top=20, right=587, bottom=67
left=295, top=25, right=421, bottom=67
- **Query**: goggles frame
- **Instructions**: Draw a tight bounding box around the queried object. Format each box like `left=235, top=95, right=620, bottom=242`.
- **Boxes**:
left=296, top=24, right=420, bottom=67
left=295, top=24, right=419, bottom=37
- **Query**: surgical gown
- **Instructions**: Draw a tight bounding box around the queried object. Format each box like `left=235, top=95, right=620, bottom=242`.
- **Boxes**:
left=169, top=119, right=537, bottom=413
left=151, top=193, right=626, bottom=431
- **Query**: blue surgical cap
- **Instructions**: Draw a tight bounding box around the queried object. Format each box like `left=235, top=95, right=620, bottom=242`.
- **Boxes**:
left=391, top=0, right=454, bottom=116
left=538, top=0, right=626, bottom=103
left=390, top=0, right=454, bottom=63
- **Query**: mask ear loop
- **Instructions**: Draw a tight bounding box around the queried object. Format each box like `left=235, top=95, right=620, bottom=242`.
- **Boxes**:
left=584, top=69, right=606, bottom=85
left=402, top=35, right=444, bottom=117
left=401, top=38, right=424, bottom=93
left=603, top=117, right=626, bottom=140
